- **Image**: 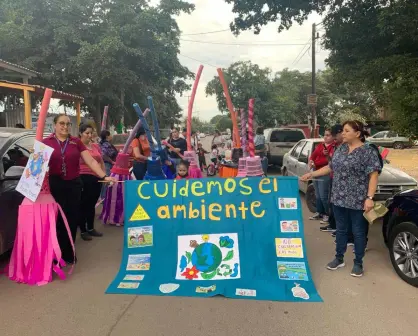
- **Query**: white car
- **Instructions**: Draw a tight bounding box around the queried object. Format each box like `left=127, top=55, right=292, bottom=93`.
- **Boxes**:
left=282, top=138, right=418, bottom=213
left=199, top=133, right=206, bottom=138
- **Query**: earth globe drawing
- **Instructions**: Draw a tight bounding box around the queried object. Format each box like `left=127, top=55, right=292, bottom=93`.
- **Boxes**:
left=191, top=243, right=222, bottom=273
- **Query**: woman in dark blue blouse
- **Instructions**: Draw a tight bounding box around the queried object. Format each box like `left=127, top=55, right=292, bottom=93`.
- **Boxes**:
left=302, top=120, right=381, bottom=277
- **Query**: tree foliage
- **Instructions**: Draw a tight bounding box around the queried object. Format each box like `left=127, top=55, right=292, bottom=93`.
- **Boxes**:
left=223, top=0, right=418, bottom=135
left=205, top=61, right=379, bottom=128
left=0, top=0, right=194, bottom=127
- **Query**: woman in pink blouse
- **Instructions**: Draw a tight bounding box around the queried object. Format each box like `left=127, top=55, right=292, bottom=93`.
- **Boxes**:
left=78, top=124, right=106, bottom=241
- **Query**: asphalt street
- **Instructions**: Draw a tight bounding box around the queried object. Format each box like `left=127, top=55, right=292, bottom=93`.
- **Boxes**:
left=0, top=136, right=417, bottom=336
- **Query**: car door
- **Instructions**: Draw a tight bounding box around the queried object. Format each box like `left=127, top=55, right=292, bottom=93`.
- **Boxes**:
left=297, top=142, right=312, bottom=191
left=385, top=131, right=397, bottom=147
left=0, top=135, right=35, bottom=254
left=286, top=141, right=305, bottom=177
left=369, top=131, right=388, bottom=146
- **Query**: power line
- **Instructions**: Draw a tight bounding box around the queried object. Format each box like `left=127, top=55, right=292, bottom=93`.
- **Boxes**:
left=178, top=53, right=217, bottom=68
left=182, top=29, right=231, bottom=36
left=291, top=38, right=312, bottom=66
left=293, top=45, right=311, bottom=67
left=179, top=39, right=307, bottom=46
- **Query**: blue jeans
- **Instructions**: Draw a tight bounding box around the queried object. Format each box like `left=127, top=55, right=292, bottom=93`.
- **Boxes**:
left=333, top=205, right=368, bottom=265
left=313, top=174, right=331, bottom=215
left=261, top=157, right=268, bottom=175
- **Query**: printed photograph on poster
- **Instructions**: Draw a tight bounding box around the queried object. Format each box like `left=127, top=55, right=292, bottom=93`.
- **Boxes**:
left=15, top=140, right=54, bottom=202
left=176, top=233, right=241, bottom=281
left=280, top=220, right=300, bottom=233
left=126, top=254, right=151, bottom=271
left=117, top=282, right=140, bottom=289
left=123, top=274, right=144, bottom=281
left=277, top=262, right=308, bottom=281
left=278, top=198, right=298, bottom=210
left=275, top=238, right=304, bottom=258
left=128, top=226, right=153, bottom=248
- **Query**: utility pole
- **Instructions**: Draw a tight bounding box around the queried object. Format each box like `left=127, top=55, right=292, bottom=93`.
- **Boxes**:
left=310, top=23, right=316, bottom=138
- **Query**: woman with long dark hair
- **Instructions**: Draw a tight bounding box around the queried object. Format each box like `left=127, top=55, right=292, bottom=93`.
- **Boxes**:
left=99, top=130, right=118, bottom=199
left=43, top=114, right=116, bottom=263
left=131, top=127, right=151, bottom=180
left=78, top=123, right=105, bottom=241
left=302, top=120, right=381, bottom=277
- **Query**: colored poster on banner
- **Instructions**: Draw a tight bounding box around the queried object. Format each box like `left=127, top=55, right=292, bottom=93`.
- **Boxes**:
left=15, top=140, right=54, bottom=202
left=106, top=177, right=322, bottom=302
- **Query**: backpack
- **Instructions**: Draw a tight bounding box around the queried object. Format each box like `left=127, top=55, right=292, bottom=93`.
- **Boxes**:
left=365, top=142, right=384, bottom=173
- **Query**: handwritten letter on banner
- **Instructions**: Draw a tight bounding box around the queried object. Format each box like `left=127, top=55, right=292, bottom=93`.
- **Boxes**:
left=106, top=177, right=322, bottom=302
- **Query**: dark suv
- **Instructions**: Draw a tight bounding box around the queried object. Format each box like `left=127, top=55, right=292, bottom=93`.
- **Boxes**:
left=383, top=189, right=418, bottom=287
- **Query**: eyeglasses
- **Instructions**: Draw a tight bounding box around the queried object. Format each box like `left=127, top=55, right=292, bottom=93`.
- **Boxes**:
left=58, top=122, right=72, bottom=127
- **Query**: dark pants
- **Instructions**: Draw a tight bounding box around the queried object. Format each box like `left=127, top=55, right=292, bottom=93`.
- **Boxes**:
left=79, top=174, right=101, bottom=233
left=333, top=205, right=368, bottom=265
left=49, top=175, right=82, bottom=263
left=328, top=179, right=336, bottom=229
left=101, top=162, right=113, bottom=199
left=133, top=161, right=147, bottom=180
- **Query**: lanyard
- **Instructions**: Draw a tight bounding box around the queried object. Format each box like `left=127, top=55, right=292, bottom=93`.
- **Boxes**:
left=54, top=135, right=69, bottom=176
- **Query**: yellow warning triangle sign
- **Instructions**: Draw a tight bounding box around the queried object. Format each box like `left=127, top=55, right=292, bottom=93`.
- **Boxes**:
left=129, top=204, right=150, bottom=221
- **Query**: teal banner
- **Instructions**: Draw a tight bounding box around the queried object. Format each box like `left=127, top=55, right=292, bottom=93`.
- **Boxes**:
left=106, top=177, right=322, bottom=302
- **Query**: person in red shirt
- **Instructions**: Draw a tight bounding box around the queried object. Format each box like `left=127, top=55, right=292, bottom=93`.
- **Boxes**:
left=43, top=114, right=115, bottom=264
left=308, top=128, right=335, bottom=223
left=78, top=123, right=106, bottom=241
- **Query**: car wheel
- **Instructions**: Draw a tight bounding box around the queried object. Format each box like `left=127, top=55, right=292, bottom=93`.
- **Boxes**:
left=388, top=222, right=418, bottom=287
left=393, top=142, right=404, bottom=150
left=306, top=183, right=317, bottom=213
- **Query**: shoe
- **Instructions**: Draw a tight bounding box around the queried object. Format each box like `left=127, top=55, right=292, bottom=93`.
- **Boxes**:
left=334, top=239, right=354, bottom=246
left=320, top=216, right=329, bottom=224
left=309, top=213, right=322, bottom=220
left=350, top=264, right=364, bottom=277
left=88, top=229, right=103, bottom=237
left=326, top=258, right=345, bottom=270
left=81, top=232, right=93, bottom=241
left=320, top=225, right=336, bottom=232
left=331, top=232, right=336, bottom=238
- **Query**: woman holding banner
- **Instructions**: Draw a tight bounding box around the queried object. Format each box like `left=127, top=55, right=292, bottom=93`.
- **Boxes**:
left=301, top=120, right=381, bottom=277
left=43, top=114, right=116, bottom=264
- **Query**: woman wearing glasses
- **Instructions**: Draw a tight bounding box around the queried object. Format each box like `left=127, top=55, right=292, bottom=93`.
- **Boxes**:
left=43, top=114, right=116, bottom=264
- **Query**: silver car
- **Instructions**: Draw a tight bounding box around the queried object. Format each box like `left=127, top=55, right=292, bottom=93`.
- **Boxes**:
left=368, top=131, right=412, bottom=149
left=282, top=139, right=418, bottom=213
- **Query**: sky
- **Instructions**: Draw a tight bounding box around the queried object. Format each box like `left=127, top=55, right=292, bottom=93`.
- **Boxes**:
left=174, top=0, right=329, bottom=121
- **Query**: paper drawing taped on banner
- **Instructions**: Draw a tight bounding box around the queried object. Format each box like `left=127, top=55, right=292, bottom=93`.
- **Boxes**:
left=276, top=238, right=304, bottom=258
left=176, top=233, right=241, bottom=280
left=126, top=254, right=150, bottom=271
left=128, top=226, right=153, bottom=248
left=277, top=262, right=308, bottom=281
left=129, top=204, right=150, bottom=221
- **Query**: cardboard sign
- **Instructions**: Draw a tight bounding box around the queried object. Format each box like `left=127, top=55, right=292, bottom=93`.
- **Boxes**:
left=106, top=177, right=322, bottom=302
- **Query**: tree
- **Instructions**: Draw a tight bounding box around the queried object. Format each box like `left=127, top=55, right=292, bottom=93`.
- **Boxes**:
left=0, top=0, right=194, bottom=127
left=216, top=116, right=233, bottom=132
left=205, top=61, right=276, bottom=126
left=223, top=0, right=418, bottom=134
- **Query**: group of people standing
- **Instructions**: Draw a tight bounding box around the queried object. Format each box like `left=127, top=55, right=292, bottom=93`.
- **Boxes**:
left=302, top=121, right=382, bottom=277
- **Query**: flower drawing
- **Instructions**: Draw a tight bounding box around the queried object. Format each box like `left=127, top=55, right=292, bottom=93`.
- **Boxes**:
left=181, top=266, right=200, bottom=280
left=219, top=236, right=234, bottom=248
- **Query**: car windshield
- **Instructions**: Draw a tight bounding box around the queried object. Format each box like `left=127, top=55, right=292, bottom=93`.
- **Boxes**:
left=0, top=137, right=8, bottom=148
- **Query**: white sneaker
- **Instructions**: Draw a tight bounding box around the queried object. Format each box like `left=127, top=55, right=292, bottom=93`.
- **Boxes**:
left=309, top=213, right=322, bottom=220
left=320, top=215, right=329, bottom=224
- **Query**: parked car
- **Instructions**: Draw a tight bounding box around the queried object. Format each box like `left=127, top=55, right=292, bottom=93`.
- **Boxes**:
left=382, top=189, right=418, bottom=287
left=0, top=128, right=39, bottom=255
left=264, top=128, right=306, bottom=166
left=199, top=133, right=206, bottom=138
left=282, top=139, right=418, bottom=213
left=368, top=131, right=412, bottom=149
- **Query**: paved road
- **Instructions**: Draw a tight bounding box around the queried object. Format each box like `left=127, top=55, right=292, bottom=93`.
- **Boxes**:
left=0, top=199, right=417, bottom=336
left=0, top=136, right=417, bottom=335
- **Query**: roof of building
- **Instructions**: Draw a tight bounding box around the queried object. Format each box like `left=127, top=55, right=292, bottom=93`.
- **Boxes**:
left=0, top=59, right=41, bottom=77
left=0, top=80, right=83, bottom=101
